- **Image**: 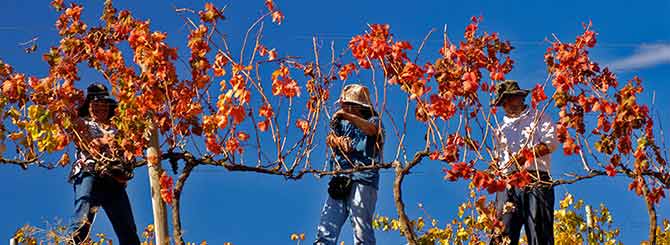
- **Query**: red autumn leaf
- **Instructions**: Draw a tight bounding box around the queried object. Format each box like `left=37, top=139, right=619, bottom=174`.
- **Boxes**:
left=472, top=171, right=490, bottom=189
left=51, top=0, right=64, bottom=11
left=628, top=179, right=644, bottom=196
left=581, top=29, right=597, bottom=48
left=462, top=72, right=479, bottom=93
left=508, top=170, right=530, bottom=188
left=490, top=71, right=504, bottom=81
left=338, top=63, right=357, bottom=81
left=2, top=73, right=27, bottom=102
left=268, top=48, right=278, bottom=61
left=259, top=104, right=274, bottom=118
left=226, top=137, right=242, bottom=153
left=199, top=3, right=223, bottom=23
left=258, top=120, right=270, bottom=132
left=562, top=136, right=579, bottom=155
left=272, top=11, right=284, bottom=25
left=429, top=151, right=440, bottom=160
left=519, top=147, right=535, bottom=168
left=159, top=172, right=174, bottom=205
left=444, top=162, right=473, bottom=181
left=444, top=168, right=458, bottom=182
left=58, top=153, right=70, bottom=167
left=634, top=147, right=647, bottom=161
left=428, top=94, right=456, bottom=121
left=264, top=0, right=274, bottom=12
left=597, top=114, right=611, bottom=132
left=237, top=132, right=250, bottom=141
left=282, top=79, right=301, bottom=98
left=486, top=179, right=506, bottom=194
left=604, top=102, right=616, bottom=114
left=205, top=134, right=223, bottom=154
left=296, top=119, right=309, bottom=134
left=605, top=164, right=617, bottom=176
left=647, top=187, right=665, bottom=204
left=230, top=105, right=246, bottom=124
left=257, top=45, right=268, bottom=56
left=55, top=133, right=69, bottom=151
left=272, top=79, right=283, bottom=96
left=531, top=84, right=548, bottom=109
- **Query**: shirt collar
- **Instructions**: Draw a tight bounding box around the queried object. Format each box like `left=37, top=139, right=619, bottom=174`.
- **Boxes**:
left=503, top=106, right=530, bottom=124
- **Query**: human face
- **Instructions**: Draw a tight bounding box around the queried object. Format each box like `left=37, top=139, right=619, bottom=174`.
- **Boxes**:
left=341, top=103, right=357, bottom=113
left=501, top=95, right=526, bottom=117
left=89, top=99, right=111, bottom=122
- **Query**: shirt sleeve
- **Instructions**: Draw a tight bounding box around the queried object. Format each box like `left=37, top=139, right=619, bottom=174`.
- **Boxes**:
left=368, top=116, right=385, bottom=146
left=492, top=128, right=504, bottom=163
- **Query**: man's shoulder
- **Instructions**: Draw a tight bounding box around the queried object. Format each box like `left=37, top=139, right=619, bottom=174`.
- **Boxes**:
left=525, top=109, right=554, bottom=124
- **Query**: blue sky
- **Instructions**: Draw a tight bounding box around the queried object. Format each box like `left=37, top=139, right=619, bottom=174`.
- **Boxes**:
left=0, top=0, right=669, bottom=244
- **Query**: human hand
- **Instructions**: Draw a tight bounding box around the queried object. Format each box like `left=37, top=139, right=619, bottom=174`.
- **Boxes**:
left=326, top=133, right=352, bottom=153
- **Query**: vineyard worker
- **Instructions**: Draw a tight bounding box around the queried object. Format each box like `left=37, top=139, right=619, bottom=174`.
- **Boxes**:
left=315, top=84, right=385, bottom=245
left=69, top=83, right=140, bottom=245
left=489, top=80, right=559, bottom=245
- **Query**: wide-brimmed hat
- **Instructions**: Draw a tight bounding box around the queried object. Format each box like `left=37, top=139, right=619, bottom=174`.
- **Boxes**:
left=79, top=83, right=117, bottom=118
left=336, top=84, right=374, bottom=109
left=492, top=80, right=529, bottom=106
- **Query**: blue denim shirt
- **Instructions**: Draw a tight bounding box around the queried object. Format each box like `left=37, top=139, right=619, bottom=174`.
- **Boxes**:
left=328, top=116, right=384, bottom=189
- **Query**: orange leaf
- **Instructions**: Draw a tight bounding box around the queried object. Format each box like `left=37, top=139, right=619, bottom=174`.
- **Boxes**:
left=58, top=153, right=70, bottom=167
left=230, top=106, right=246, bottom=125
left=296, top=119, right=309, bottom=134
left=268, top=49, right=277, bottom=61
left=237, top=132, right=250, bottom=141
left=159, top=172, right=174, bottom=205
left=258, top=120, right=269, bottom=132
left=272, top=11, right=284, bottom=25
left=531, top=84, right=548, bottom=109
left=264, top=0, right=274, bottom=12
left=8, top=132, right=24, bottom=141
left=338, top=63, right=356, bottom=81
left=225, top=137, right=242, bottom=153
left=259, top=104, right=274, bottom=118
left=205, top=134, right=223, bottom=154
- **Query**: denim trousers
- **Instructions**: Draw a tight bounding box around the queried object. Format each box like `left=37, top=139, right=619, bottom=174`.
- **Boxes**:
left=491, top=185, right=555, bottom=245
left=315, top=182, right=378, bottom=245
left=70, top=172, right=141, bottom=245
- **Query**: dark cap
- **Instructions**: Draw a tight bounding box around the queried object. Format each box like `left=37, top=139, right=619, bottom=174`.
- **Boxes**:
left=492, top=80, right=529, bottom=107
left=79, top=83, right=117, bottom=118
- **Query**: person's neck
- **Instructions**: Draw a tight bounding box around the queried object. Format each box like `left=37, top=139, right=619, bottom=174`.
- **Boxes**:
left=92, top=117, right=111, bottom=127
left=505, top=105, right=527, bottom=118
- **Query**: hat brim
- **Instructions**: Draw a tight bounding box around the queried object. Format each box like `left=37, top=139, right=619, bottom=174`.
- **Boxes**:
left=79, top=96, right=118, bottom=118
left=92, top=96, right=118, bottom=105
left=336, top=99, right=373, bottom=109
left=492, top=90, right=529, bottom=106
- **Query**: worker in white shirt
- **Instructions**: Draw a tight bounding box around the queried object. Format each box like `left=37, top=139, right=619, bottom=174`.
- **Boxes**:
left=489, top=80, right=559, bottom=245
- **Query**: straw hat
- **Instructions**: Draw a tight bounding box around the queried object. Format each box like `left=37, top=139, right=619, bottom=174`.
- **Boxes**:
left=336, top=84, right=373, bottom=109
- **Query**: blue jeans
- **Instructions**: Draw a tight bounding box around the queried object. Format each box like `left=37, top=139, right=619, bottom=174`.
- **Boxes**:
left=70, top=172, right=140, bottom=245
left=315, top=182, right=377, bottom=245
left=490, top=186, right=555, bottom=245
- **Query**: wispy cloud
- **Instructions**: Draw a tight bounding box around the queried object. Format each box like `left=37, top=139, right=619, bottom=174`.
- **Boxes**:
left=609, top=43, right=670, bottom=71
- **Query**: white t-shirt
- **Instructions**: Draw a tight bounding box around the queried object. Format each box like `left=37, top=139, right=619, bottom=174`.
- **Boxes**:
left=494, top=107, right=559, bottom=174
